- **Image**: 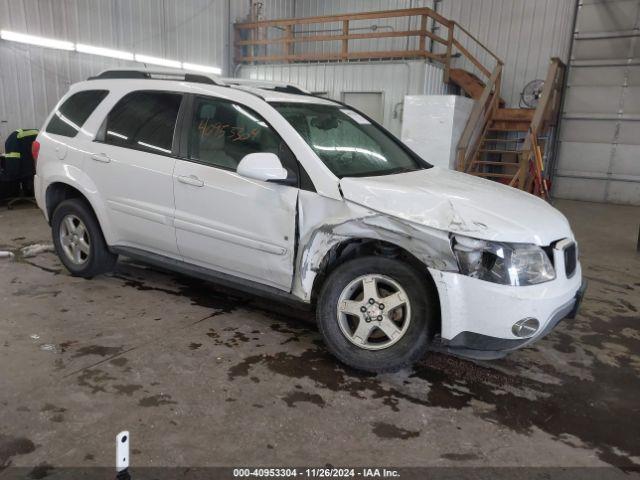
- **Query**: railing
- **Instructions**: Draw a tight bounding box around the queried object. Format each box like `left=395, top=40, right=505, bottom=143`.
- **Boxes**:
left=511, top=58, right=565, bottom=193
left=234, top=7, right=453, bottom=64
left=234, top=7, right=504, bottom=174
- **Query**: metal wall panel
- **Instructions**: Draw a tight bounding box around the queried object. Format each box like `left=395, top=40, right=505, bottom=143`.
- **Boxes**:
left=438, top=0, right=576, bottom=106
left=554, top=0, right=640, bottom=205
left=285, top=0, right=575, bottom=106
left=0, top=0, right=260, bottom=144
left=237, top=60, right=452, bottom=136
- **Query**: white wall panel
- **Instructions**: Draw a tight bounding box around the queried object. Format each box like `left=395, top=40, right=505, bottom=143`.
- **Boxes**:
left=238, top=60, right=451, bottom=136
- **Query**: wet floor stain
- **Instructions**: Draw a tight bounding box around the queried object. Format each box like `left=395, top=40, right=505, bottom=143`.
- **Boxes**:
left=76, top=368, right=116, bottom=394
left=40, top=404, right=65, bottom=413
left=372, top=422, right=420, bottom=440
left=111, top=264, right=240, bottom=314
left=58, top=340, right=78, bottom=353
left=189, top=342, right=202, bottom=350
left=282, top=391, right=326, bottom=408
left=226, top=327, right=640, bottom=468
left=109, top=357, right=128, bottom=367
left=0, top=433, right=36, bottom=469
left=71, top=345, right=124, bottom=358
left=113, top=384, right=143, bottom=396
left=138, top=394, right=177, bottom=407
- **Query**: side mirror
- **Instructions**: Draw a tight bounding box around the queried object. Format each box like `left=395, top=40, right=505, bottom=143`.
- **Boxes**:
left=236, top=153, right=288, bottom=182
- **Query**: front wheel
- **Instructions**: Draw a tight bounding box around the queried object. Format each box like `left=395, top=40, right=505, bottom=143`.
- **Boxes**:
left=316, top=256, right=435, bottom=373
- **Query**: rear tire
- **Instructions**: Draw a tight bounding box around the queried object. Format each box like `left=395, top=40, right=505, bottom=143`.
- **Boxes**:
left=316, top=256, right=435, bottom=373
left=51, top=198, right=117, bottom=277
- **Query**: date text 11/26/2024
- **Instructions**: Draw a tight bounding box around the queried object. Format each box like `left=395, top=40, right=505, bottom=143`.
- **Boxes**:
left=233, top=468, right=401, bottom=478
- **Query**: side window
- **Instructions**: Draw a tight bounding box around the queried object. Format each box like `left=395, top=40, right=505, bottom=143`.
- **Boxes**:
left=46, top=90, right=108, bottom=137
left=188, top=97, right=281, bottom=170
left=105, top=91, right=182, bottom=155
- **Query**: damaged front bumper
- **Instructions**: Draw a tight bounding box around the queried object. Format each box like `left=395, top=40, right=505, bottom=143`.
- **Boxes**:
left=437, top=280, right=587, bottom=360
left=429, top=236, right=585, bottom=361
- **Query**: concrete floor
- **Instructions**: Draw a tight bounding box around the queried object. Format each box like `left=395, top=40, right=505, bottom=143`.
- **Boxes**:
left=0, top=199, right=639, bottom=472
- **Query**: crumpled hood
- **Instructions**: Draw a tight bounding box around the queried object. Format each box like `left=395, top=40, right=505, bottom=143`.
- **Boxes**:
left=340, top=167, right=573, bottom=245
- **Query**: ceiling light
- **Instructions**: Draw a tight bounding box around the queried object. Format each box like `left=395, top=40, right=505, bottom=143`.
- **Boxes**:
left=182, top=62, right=222, bottom=75
left=134, top=54, right=181, bottom=69
left=0, top=30, right=74, bottom=50
left=76, top=44, right=133, bottom=61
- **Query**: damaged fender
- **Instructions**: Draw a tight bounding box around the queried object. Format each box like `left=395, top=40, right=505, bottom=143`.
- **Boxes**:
left=292, top=190, right=458, bottom=301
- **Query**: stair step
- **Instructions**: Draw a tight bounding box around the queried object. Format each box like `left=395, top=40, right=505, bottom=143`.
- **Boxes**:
left=475, top=161, right=520, bottom=166
left=493, top=108, right=535, bottom=122
left=488, top=121, right=531, bottom=132
left=482, top=137, right=525, bottom=143
left=470, top=172, right=515, bottom=178
left=448, top=68, right=506, bottom=105
left=479, top=149, right=523, bottom=154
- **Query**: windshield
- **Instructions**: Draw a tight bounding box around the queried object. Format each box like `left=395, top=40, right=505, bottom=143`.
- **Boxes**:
left=271, top=102, right=429, bottom=178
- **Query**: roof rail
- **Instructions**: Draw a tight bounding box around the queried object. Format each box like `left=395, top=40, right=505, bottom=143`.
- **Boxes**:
left=88, top=69, right=227, bottom=86
left=221, top=78, right=310, bottom=95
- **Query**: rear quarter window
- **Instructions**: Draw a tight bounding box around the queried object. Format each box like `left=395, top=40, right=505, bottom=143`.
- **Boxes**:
left=45, top=90, right=109, bottom=137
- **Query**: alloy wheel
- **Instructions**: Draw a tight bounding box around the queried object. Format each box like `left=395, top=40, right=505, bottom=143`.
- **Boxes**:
left=337, top=274, right=411, bottom=350
left=59, top=214, right=91, bottom=265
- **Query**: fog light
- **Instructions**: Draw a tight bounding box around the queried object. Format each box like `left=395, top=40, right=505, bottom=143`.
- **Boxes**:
left=512, top=318, right=539, bottom=338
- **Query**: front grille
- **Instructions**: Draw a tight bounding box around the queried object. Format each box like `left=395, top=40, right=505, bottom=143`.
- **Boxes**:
left=564, top=242, right=577, bottom=278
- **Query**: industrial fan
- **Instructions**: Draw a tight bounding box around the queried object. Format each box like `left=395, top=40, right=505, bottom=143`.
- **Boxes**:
left=520, top=79, right=545, bottom=108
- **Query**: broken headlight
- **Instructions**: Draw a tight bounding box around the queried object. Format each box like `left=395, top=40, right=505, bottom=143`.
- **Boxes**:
left=452, top=235, right=555, bottom=286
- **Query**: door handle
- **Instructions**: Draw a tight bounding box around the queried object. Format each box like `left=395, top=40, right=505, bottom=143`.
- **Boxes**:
left=177, top=175, right=204, bottom=187
left=90, top=153, right=111, bottom=163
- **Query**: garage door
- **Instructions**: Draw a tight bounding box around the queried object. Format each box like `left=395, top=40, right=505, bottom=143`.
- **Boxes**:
left=554, top=0, right=640, bottom=205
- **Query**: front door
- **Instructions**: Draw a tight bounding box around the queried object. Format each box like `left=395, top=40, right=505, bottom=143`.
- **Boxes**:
left=173, top=95, right=298, bottom=290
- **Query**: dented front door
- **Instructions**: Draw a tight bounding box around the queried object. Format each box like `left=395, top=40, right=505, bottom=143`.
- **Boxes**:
left=173, top=159, right=297, bottom=290
left=173, top=95, right=297, bottom=290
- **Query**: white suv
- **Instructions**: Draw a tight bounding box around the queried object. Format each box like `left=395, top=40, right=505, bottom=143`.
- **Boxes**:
left=33, top=69, right=585, bottom=372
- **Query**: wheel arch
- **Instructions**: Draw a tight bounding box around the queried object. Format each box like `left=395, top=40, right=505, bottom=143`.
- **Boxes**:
left=309, top=237, right=442, bottom=337
left=44, top=180, right=114, bottom=245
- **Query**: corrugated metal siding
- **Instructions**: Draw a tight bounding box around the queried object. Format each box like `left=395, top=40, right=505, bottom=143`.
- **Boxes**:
left=283, top=0, right=575, bottom=106
left=237, top=60, right=451, bottom=136
left=553, top=0, right=640, bottom=205
left=0, top=0, right=262, bottom=145
left=439, top=0, right=576, bottom=106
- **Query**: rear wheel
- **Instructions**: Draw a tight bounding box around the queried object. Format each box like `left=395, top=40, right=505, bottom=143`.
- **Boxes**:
left=317, top=256, right=435, bottom=373
left=51, top=199, right=117, bottom=277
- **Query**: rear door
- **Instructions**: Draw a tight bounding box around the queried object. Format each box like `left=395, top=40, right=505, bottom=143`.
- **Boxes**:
left=172, top=94, right=298, bottom=290
left=87, top=90, right=183, bottom=257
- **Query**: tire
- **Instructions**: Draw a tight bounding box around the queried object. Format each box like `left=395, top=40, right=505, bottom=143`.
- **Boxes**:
left=51, top=198, right=117, bottom=278
left=316, top=256, right=435, bottom=373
